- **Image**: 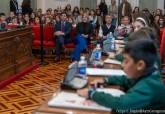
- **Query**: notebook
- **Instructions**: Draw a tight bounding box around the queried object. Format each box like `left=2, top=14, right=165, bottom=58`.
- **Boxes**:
left=48, top=89, right=125, bottom=111
left=86, top=68, right=126, bottom=76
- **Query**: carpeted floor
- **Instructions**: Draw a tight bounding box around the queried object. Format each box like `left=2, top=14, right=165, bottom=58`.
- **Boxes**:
left=0, top=59, right=70, bottom=114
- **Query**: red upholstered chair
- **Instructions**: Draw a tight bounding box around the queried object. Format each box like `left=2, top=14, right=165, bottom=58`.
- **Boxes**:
left=32, top=25, right=40, bottom=46
left=43, top=25, right=55, bottom=57
left=32, top=24, right=55, bottom=57
left=7, top=24, right=18, bottom=29
left=160, top=28, right=164, bottom=44
left=160, top=28, right=165, bottom=63
left=44, top=25, right=55, bottom=47
left=64, top=27, right=76, bottom=57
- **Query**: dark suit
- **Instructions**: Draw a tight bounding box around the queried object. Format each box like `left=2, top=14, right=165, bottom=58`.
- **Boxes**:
left=54, top=21, right=72, bottom=58
left=10, top=0, right=18, bottom=13
left=22, top=7, right=33, bottom=15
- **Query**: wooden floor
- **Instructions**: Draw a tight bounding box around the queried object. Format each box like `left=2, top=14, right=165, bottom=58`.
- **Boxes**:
left=0, top=58, right=70, bottom=114
left=0, top=57, right=165, bottom=114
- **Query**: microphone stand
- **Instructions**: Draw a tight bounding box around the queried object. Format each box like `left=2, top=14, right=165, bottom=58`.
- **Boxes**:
left=40, top=17, right=49, bottom=65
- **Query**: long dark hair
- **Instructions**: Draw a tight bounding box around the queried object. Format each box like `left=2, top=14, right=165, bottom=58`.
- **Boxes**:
left=22, top=0, right=31, bottom=8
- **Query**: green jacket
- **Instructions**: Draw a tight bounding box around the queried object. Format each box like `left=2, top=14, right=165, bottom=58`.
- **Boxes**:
left=90, top=71, right=165, bottom=112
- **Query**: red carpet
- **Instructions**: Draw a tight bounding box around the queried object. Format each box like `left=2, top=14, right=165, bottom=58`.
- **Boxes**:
left=0, top=63, right=39, bottom=89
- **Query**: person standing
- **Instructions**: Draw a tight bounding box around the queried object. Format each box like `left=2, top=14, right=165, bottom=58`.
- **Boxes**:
left=22, top=0, right=33, bottom=15
left=99, top=0, right=108, bottom=24
left=10, top=0, right=18, bottom=14
left=119, top=0, right=132, bottom=22
left=109, top=0, right=118, bottom=26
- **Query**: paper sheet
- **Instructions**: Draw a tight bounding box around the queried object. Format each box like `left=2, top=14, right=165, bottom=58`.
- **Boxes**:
left=86, top=68, right=126, bottom=76
left=104, top=59, right=121, bottom=65
left=48, top=91, right=111, bottom=111
left=48, top=89, right=125, bottom=111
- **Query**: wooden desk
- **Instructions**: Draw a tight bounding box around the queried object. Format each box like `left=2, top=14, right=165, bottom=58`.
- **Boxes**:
left=0, top=27, right=33, bottom=80
left=34, top=78, right=120, bottom=114
left=34, top=58, right=122, bottom=114
left=34, top=102, right=113, bottom=114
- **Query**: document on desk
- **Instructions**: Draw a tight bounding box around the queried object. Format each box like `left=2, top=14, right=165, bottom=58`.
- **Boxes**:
left=104, top=59, right=121, bottom=65
left=86, top=68, right=126, bottom=76
left=48, top=89, right=125, bottom=111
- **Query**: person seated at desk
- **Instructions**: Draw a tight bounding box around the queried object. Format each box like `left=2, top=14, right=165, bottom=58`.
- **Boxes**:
left=116, top=16, right=132, bottom=38
left=114, top=17, right=149, bottom=62
left=98, top=14, right=116, bottom=44
left=54, top=12, right=72, bottom=62
left=133, top=16, right=149, bottom=32
left=71, top=13, right=93, bottom=61
left=114, top=28, right=161, bottom=70
left=77, top=38, right=165, bottom=111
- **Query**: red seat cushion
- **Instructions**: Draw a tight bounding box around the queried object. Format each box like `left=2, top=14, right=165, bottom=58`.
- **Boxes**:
left=46, top=41, right=55, bottom=47
left=33, top=40, right=47, bottom=46
left=7, top=24, right=18, bottom=29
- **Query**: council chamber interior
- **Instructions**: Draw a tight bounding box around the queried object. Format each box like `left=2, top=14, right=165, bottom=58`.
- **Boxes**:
left=0, top=0, right=165, bottom=114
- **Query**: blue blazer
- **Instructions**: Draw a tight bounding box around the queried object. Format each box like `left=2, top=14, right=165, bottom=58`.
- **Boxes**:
left=54, top=21, right=72, bottom=38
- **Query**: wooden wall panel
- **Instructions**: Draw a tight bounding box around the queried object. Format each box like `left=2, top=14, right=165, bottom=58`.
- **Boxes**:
left=0, top=27, right=33, bottom=80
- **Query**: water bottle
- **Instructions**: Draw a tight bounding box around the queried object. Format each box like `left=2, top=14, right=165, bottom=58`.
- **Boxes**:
left=20, top=21, right=23, bottom=26
left=90, top=44, right=102, bottom=62
left=110, top=36, right=116, bottom=52
left=108, top=32, right=113, bottom=41
left=78, top=56, right=87, bottom=78
left=94, top=44, right=102, bottom=61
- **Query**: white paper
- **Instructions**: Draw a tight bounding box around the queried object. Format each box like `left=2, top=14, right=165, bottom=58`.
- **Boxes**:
left=104, top=59, right=121, bottom=65
left=48, top=89, right=125, bottom=111
left=96, top=88, right=125, bottom=97
left=48, top=91, right=111, bottom=112
left=86, top=68, right=126, bottom=76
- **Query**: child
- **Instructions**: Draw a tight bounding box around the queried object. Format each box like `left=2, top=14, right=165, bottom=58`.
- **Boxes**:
left=77, top=38, right=165, bottom=112
left=133, top=17, right=148, bottom=32
left=117, top=16, right=133, bottom=37
left=0, top=13, right=7, bottom=31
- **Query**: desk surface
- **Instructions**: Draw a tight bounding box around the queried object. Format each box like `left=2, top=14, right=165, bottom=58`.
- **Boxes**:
left=34, top=57, right=122, bottom=114
left=34, top=84, right=121, bottom=114
left=34, top=101, right=113, bottom=114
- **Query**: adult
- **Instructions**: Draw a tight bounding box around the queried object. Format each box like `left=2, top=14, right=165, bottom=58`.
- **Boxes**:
left=99, top=0, right=108, bottom=24
left=109, top=0, right=118, bottom=26
left=71, top=13, right=93, bottom=61
left=10, top=0, right=18, bottom=14
left=54, top=12, right=72, bottom=62
left=119, top=0, right=132, bottom=22
left=22, top=0, right=33, bottom=15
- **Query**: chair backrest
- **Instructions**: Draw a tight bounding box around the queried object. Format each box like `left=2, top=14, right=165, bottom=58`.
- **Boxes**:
left=44, top=25, right=54, bottom=41
left=160, top=29, right=165, bottom=62
left=32, top=25, right=41, bottom=40
left=70, top=26, right=77, bottom=39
